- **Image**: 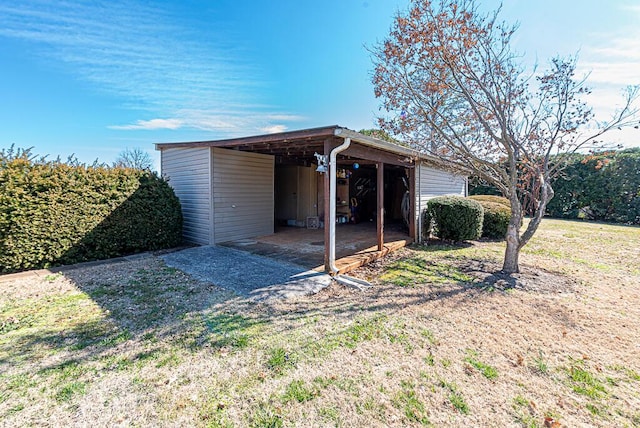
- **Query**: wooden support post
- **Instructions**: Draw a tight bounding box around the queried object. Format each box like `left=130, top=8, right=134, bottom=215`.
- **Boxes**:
left=323, top=138, right=332, bottom=272
left=408, top=167, right=416, bottom=242
left=377, top=162, right=384, bottom=251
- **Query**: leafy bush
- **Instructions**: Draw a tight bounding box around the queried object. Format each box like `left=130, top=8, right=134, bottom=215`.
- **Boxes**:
left=546, top=149, right=640, bottom=224
left=422, top=195, right=483, bottom=241
left=0, top=148, right=183, bottom=273
left=468, top=195, right=511, bottom=239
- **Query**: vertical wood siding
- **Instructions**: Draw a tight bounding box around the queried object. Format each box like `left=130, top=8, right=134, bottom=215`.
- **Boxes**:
left=160, top=148, right=211, bottom=245
left=212, top=148, right=274, bottom=243
left=414, top=163, right=468, bottom=241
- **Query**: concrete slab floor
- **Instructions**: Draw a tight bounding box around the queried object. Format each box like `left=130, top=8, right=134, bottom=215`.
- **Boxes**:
left=221, top=222, right=410, bottom=270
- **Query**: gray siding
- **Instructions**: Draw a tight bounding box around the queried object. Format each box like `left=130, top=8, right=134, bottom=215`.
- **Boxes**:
left=212, top=148, right=274, bottom=243
left=415, top=163, right=468, bottom=241
left=161, top=148, right=211, bottom=245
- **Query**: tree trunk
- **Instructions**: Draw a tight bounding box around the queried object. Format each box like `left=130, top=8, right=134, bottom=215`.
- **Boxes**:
left=503, top=195, right=523, bottom=274
left=503, top=220, right=520, bottom=273
left=502, top=178, right=554, bottom=274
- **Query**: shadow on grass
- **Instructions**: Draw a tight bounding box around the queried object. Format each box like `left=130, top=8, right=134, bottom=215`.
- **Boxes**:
left=1, top=240, right=575, bottom=374
left=0, top=259, right=270, bottom=373
left=0, top=249, right=474, bottom=374
left=252, top=240, right=579, bottom=336
left=412, top=240, right=475, bottom=252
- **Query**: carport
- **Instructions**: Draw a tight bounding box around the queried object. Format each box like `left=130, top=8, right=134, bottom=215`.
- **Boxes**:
left=156, top=126, right=467, bottom=275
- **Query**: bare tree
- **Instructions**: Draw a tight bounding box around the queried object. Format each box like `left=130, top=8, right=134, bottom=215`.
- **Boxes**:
left=372, top=0, right=639, bottom=273
left=113, top=148, right=154, bottom=170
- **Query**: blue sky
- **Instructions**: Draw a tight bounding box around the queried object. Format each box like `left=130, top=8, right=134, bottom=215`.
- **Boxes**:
left=1, top=0, right=639, bottom=169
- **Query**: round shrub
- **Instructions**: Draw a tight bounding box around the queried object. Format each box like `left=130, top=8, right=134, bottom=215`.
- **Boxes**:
left=468, top=194, right=510, bottom=208
left=478, top=201, right=510, bottom=239
left=423, top=195, right=484, bottom=242
left=468, top=195, right=512, bottom=239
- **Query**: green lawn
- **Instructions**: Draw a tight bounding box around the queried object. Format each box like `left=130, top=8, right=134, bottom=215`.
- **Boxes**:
left=1, top=219, right=639, bottom=427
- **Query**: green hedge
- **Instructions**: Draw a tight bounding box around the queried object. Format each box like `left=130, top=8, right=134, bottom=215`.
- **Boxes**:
left=546, top=149, right=640, bottom=224
left=468, top=195, right=511, bottom=239
left=423, top=195, right=484, bottom=242
left=0, top=150, right=182, bottom=273
left=468, top=176, right=501, bottom=196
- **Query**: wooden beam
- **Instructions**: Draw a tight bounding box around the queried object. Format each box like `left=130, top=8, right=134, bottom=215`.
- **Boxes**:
left=324, top=239, right=408, bottom=275
left=408, top=167, right=416, bottom=242
left=343, top=143, right=414, bottom=167
left=337, top=159, right=378, bottom=166
left=377, top=162, right=384, bottom=251
left=237, top=142, right=324, bottom=154
left=323, top=138, right=332, bottom=272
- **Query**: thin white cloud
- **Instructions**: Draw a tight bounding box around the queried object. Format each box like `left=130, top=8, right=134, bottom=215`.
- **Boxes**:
left=580, top=38, right=640, bottom=87
left=570, top=5, right=640, bottom=146
left=0, top=1, right=304, bottom=137
left=108, top=111, right=307, bottom=135
left=264, top=114, right=307, bottom=122
left=172, top=109, right=261, bottom=133
left=578, top=6, right=640, bottom=89
left=260, top=125, right=288, bottom=134
left=109, top=118, right=184, bottom=130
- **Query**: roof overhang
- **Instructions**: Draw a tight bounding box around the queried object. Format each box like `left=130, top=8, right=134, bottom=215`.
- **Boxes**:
left=155, top=125, right=457, bottom=170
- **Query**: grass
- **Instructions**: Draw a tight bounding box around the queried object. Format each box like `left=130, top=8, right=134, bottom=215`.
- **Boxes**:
left=318, top=405, right=341, bottom=425
left=98, top=329, right=132, bottom=347
left=424, top=354, right=435, bottom=366
left=439, top=380, right=469, bottom=414
left=512, top=395, right=542, bottom=428
left=586, top=403, right=603, bottom=416
left=333, top=314, right=388, bottom=349
left=1, top=218, right=639, bottom=427
left=250, top=404, right=283, bottom=428
left=266, top=347, right=297, bottom=374
left=44, top=273, right=63, bottom=282
left=55, top=381, right=87, bottom=402
left=393, top=380, right=430, bottom=425
left=281, top=380, right=317, bottom=403
left=380, top=257, right=474, bottom=286
left=565, top=359, right=607, bottom=399
left=532, top=351, right=549, bottom=375
left=421, top=328, right=439, bottom=346
left=464, top=350, right=498, bottom=380
left=204, top=313, right=263, bottom=350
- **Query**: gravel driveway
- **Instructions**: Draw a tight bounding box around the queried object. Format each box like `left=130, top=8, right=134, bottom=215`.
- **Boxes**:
left=160, top=245, right=333, bottom=301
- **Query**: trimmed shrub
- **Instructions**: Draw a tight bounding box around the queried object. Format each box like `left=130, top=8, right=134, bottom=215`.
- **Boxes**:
left=468, top=195, right=511, bottom=239
left=423, top=195, right=483, bottom=242
left=468, top=194, right=510, bottom=208
left=474, top=200, right=510, bottom=239
left=0, top=149, right=182, bottom=273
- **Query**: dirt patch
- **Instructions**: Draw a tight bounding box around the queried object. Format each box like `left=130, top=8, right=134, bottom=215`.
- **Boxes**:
left=457, top=259, right=578, bottom=293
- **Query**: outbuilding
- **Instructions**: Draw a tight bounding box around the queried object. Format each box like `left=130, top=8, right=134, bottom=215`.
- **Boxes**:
left=155, top=126, right=467, bottom=274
